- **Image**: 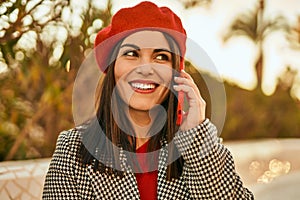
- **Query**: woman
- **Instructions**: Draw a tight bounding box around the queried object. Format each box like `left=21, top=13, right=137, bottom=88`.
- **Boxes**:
left=43, top=1, right=254, bottom=199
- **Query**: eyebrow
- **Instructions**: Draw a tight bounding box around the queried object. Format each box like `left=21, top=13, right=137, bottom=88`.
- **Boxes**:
left=120, top=43, right=171, bottom=53
left=153, top=48, right=172, bottom=54
left=120, top=44, right=140, bottom=50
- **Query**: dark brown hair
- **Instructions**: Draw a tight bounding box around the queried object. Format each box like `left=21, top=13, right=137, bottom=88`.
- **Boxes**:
left=80, top=32, right=184, bottom=180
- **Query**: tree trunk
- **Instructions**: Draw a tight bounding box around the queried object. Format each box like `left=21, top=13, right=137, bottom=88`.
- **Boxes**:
left=255, top=52, right=263, bottom=90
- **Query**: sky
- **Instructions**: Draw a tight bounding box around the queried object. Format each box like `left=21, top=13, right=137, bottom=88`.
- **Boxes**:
left=111, top=0, right=300, bottom=99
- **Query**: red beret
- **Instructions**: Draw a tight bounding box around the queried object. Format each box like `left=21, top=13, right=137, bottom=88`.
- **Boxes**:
left=94, top=1, right=187, bottom=73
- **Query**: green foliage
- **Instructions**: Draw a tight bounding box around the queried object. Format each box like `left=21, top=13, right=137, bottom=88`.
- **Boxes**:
left=0, top=0, right=112, bottom=161
left=223, top=67, right=300, bottom=140
left=0, top=128, right=15, bottom=160
left=186, top=63, right=300, bottom=140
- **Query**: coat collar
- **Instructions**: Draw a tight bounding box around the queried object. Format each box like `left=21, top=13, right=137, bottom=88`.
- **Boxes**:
left=86, top=148, right=140, bottom=199
left=85, top=141, right=189, bottom=199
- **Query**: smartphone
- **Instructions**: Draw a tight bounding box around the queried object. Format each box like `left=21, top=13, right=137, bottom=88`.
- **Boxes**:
left=176, top=91, right=184, bottom=125
left=176, top=63, right=184, bottom=126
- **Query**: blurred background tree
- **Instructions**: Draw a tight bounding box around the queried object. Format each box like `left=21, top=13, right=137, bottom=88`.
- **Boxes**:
left=0, top=0, right=299, bottom=161
left=223, top=0, right=289, bottom=90
left=179, top=0, right=211, bottom=9
left=223, top=67, right=300, bottom=140
left=287, top=15, right=300, bottom=50
left=181, top=0, right=300, bottom=139
left=217, top=0, right=300, bottom=139
left=0, top=0, right=112, bottom=160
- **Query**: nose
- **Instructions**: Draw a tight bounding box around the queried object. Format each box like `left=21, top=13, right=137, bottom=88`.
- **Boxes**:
left=136, top=50, right=154, bottom=76
left=135, top=63, right=154, bottom=76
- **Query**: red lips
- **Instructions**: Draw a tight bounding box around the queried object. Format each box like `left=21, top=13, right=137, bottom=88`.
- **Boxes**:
left=129, top=80, right=159, bottom=94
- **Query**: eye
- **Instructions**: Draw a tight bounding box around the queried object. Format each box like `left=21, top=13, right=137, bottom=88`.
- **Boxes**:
left=123, top=50, right=138, bottom=57
left=155, top=54, right=170, bottom=61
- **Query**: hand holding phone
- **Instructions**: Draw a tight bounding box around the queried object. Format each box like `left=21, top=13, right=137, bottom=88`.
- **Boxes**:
left=174, top=69, right=206, bottom=129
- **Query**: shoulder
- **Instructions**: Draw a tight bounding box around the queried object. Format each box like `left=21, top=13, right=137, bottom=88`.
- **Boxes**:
left=56, top=128, right=82, bottom=148
left=49, top=127, right=84, bottom=172
left=55, top=128, right=82, bottom=155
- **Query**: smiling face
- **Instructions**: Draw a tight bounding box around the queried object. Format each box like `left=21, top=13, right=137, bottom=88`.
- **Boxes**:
left=114, top=31, right=173, bottom=112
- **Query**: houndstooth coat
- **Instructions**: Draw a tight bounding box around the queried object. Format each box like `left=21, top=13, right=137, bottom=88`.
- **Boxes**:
left=42, top=119, right=254, bottom=199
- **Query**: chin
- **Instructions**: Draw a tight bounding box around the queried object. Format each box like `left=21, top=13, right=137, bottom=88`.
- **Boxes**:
left=129, top=101, right=156, bottom=111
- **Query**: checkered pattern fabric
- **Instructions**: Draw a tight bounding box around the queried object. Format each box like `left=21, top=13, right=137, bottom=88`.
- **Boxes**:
left=42, top=119, right=254, bottom=199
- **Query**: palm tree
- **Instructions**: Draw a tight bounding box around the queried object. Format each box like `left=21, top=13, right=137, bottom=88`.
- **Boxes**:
left=223, top=0, right=288, bottom=90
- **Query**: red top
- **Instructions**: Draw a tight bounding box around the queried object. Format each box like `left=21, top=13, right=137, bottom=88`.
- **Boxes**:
left=135, top=140, right=159, bottom=200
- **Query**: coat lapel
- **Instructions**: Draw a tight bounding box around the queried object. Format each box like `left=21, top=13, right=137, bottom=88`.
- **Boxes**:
left=86, top=149, right=140, bottom=200
left=157, top=144, right=190, bottom=200
left=87, top=166, right=140, bottom=199
left=84, top=141, right=190, bottom=200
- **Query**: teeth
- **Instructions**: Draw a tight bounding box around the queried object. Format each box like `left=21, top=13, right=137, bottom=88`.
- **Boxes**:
left=131, top=82, right=156, bottom=90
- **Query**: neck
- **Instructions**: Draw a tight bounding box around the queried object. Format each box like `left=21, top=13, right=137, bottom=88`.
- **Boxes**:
left=129, top=108, right=151, bottom=127
left=136, top=137, right=150, bottom=149
left=128, top=108, right=152, bottom=138
left=127, top=106, right=164, bottom=149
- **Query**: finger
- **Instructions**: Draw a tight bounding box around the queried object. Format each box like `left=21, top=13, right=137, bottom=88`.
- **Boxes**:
left=174, top=76, right=201, bottom=98
left=179, top=70, right=194, bottom=83
left=180, top=70, right=193, bottom=80
left=174, top=77, right=195, bottom=87
left=173, top=84, right=197, bottom=101
left=174, top=83, right=206, bottom=110
left=181, top=70, right=203, bottom=98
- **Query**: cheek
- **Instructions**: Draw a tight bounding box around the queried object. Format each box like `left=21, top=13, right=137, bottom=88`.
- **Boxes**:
left=114, top=60, right=126, bottom=83
left=158, top=66, right=173, bottom=85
